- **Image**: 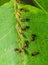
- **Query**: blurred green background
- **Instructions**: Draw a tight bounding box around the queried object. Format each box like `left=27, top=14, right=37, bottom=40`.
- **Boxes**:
left=0, top=0, right=10, bottom=6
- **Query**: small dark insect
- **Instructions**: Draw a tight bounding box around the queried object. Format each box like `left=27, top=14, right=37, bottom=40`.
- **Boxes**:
left=14, top=48, right=19, bottom=52
left=20, top=8, right=29, bottom=12
left=14, top=48, right=22, bottom=53
left=19, top=50, right=22, bottom=53
left=31, top=34, right=36, bottom=41
left=31, top=51, right=39, bottom=56
left=22, top=48, right=28, bottom=54
left=21, top=27, right=26, bottom=31
left=21, top=18, right=30, bottom=22
left=24, top=40, right=29, bottom=48
left=14, top=48, right=28, bottom=54
left=26, top=26, right=30, bottom=29
left=24, top=49, right=28, bottom=54
left=22, top=26, right=30, bottom=31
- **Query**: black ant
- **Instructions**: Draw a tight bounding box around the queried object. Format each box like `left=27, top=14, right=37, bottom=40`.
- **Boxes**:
left=14, top=40, right=29, bottom=54
left=14, top=48, right=22, bottom=53
left=21, top=18, right=30, bottom=22
left=23, top=40, right=29, bottom=48
left=20, top=8, right=29, bottom=12
left=31, top=51, right=39, bottom=56
left=31, top=34, right=36, bottom=41
left=22, top=26, right=30, bottom=31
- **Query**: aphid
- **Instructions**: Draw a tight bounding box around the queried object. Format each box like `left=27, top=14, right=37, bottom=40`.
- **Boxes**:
left=21, top=27, right=26, bottom=31
left=14, top=48, right=19, bottom=52
left=22, top=26, right=30, bottom=31
left=25, top=26, right=30, bottom=29
left=31, top=34, right=36, bottom=41
left=20, top=8, right=29, bottom=12
left=23, top=40, right=29, bottom=48
left=21, top=18, right=30, bottom=22
left=14, top=47, right=28, bottom=54
left=14, top=48, right=22, bottom=53
left=24, top=49, right=28, bottom=54
left=31, top=51, right=39, bottom=56
left=22, top=48, right=28, bottom=54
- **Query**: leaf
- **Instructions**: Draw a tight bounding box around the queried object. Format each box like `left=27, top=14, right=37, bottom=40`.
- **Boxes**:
left=16, top=3, right=48, bottom=65
left=0, top=1, right=22, bottom=65
left=20, top=0, right=48, bottom=13
left=0, top=0, right=48, bottom=65
left=34, top=0, right=48, bottom=13
left=0, top=0, right=10, bottom=6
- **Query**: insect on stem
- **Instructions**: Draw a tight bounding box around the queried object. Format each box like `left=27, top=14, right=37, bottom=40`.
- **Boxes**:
left=14, top=48, right=22, bottom=53
left=23, top=40, right=29, bottom=48
left=21, top=26, right=30, bottom=31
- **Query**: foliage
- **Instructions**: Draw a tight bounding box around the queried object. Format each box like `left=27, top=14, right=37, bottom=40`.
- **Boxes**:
left=0, top=0, right=48, bottom=65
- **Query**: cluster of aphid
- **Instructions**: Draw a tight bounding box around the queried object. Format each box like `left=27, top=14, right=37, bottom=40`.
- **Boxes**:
left=15, top=0, right=39, bottom=56
left=14, top=34, right=39, bottom=56
left=14, top=40, right=28, bottom=53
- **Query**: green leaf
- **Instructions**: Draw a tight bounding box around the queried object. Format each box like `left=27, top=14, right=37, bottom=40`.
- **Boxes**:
left=0, top=0, right=10, bottom=6
left=0, top=0, right=48, bottom=65
left=16, top=4, right=48, bottom=65
left=34, top=0, right=48, bottom=13
left=0, top=2, right=22, bottom=65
